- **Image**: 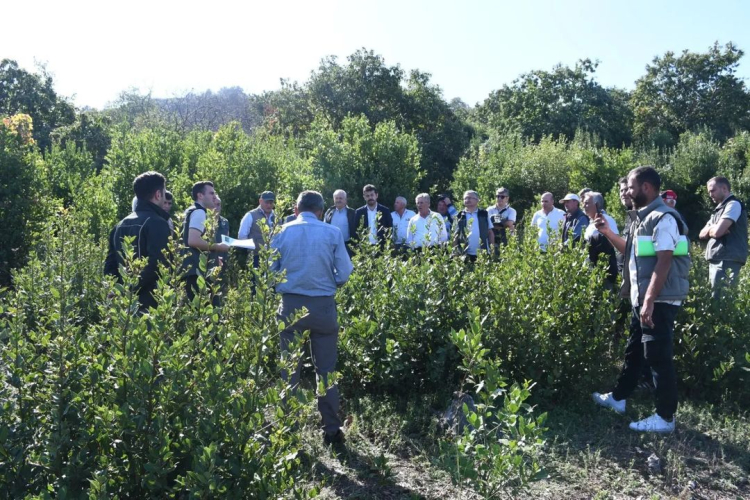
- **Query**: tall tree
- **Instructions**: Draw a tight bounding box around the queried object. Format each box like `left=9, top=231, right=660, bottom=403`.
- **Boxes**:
left=0, top=59, right=75, bottom=150
left=631, top=42, right=750, bottom=146
left=475, top=59, right=633, bottom=147
left=260, top=49, right=471, bottom=193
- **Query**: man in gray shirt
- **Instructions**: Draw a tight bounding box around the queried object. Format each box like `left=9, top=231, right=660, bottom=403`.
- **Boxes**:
left=699, top=176, right=748, bottom=297
left=271, top=190, right=353, bottom=446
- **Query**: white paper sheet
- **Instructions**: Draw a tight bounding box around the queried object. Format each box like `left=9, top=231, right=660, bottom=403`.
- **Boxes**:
left=221, top=234, right=256, bottom=249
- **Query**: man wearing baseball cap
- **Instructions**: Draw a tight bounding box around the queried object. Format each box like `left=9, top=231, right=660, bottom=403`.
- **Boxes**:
left=661, top=190, right=677, bottom=209
left=239, top=191, right=277, bottom=267
left=560, top=193, right=589, bottom=246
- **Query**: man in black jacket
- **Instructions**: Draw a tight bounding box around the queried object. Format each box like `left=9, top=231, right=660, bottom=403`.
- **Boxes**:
left=353, top=184, right=393, bottom=246
left=104, top=171, right=172, bottom=311
left=560, top=193, right=590, bottom=246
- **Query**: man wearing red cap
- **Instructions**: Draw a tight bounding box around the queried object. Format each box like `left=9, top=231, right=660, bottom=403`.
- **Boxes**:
left=661, top=190, right=678, bottom=209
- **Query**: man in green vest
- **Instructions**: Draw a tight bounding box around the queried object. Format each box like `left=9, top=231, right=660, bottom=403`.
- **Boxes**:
left=591, top=166, right=691, bottom=433
left=699, top=176, right=748, bottom=298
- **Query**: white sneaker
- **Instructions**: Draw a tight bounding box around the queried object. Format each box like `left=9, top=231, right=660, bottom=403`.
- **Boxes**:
left=629, top=413, right=675, bottom=433
left=592, top=392, right=626, bottom=414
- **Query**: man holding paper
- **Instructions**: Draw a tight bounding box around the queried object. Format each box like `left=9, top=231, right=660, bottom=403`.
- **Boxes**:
left=591, top=166, right=691, bottom=434
left=182, top=181, right=230, bottom=301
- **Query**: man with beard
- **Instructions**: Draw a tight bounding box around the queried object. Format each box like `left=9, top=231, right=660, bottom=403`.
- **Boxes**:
left=699, top=176, right=748, bottom=297
left=592, top=166, right=691, bottom=433
left=354, top=184, right=393, bottom=246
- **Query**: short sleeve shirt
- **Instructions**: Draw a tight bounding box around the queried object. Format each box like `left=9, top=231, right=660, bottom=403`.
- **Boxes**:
left=189, top=209, right=207, bottom=235
left=722, top=199, right=742, bottom=222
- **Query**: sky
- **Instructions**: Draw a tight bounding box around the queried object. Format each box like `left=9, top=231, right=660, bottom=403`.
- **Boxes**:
left=4, top=0, right=750, bottom=109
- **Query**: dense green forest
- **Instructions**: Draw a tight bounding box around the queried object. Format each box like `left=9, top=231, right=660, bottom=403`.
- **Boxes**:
left=1, top=43, right=749, bottom=498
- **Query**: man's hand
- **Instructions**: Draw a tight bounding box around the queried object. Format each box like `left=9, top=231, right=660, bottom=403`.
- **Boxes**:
left=640, top=298, right=655, bottom=328
left=593, top=214, right=611, bottom=235
left=213, top=243, right=230, bottom=253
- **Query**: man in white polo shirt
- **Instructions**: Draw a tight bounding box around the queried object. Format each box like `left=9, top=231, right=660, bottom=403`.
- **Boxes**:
left=530, top=192, right=565, bottom=251
left=407, top=193, right=448, bottom=248
left=392, top=196, right=417, bottom=249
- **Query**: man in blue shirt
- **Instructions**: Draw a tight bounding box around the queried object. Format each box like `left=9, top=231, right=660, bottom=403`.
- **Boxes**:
left=271, top=190, right=354, bottom=445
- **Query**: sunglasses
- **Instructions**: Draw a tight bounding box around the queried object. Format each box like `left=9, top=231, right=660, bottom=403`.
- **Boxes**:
left=496, top=195, right=507, bottom=199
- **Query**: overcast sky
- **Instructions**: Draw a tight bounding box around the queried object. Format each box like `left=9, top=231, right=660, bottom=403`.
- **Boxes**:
left=4, top=0, right=750, bottom=109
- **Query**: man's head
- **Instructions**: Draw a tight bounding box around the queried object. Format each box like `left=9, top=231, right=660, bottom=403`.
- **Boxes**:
left=578, top=187, right=592, bottom=199
left=627, top=166, right=661, bottom=209
left=560, top=193, right=581, bottom=214
left=707, top=177, right=731, bottom=205
left=363, top=184, right=378, bottom=208
left=333, top=189, right=348, bottom=210
left=192, top=181, right=217, bottom=209
left=462, top=190, right=479, bottom=211
left=618, top=176, right=632, bottom=210
left=415, top=193, right=431, bottom=216
left=133, top=171, right=167, bottom=205
left=162, top=190, right=173, bottom=213
left=436, top=194, right=449, bottom=215
left=297, top=190, right=325, bottom=219
left=661, top=190, right=677, bottom=208
left=495, top=187, right=510, bottom=208
left=394, top=196, right=407, bottom=213
left=583, top=192, right=604, bottom=218
left=259, top=191, right=276, bottom=215
left=540, top=192, right=554, bottom=213
left=215, top=195, right=222, bottom=215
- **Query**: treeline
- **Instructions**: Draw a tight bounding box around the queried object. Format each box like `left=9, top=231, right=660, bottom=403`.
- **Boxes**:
left=2, top=42, right=750, bottom=284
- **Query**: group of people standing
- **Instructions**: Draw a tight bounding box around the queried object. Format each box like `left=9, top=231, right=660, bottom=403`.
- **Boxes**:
left=105, top=165, right=747, bottom=442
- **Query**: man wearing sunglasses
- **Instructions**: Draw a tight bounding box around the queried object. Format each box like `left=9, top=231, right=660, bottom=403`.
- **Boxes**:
left=487, top=187, right=516, bottom=246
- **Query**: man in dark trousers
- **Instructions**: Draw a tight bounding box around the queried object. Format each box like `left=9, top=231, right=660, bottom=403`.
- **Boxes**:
left=592, top=166, right=691, bottom=433
left=182, top=181, right=229, bottom=301
left=104, top=171, right=172, bottom=311
left=354, top=184, right=393, bottom=246
left=271, top=190, right=354, bottom=446
left=699, top=176, right=748, bottom=298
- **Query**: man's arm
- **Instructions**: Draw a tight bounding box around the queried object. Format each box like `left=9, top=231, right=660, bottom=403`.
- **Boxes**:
left=238, top=212, right=252, bottom=239
left=640, top=250, right=674, bottom=328
left=708, top=219, right=733, bottom=239
left=141, top=220, right=171, bottom=291
left=188, top=229, right=229, bottom=253
left=333, top=231, right=354, bottom=285
left=103, top=226, right=120, bottom=278
left=381, top=207, right=393, bottom=228
left=698, top=221, right=712, bottom=240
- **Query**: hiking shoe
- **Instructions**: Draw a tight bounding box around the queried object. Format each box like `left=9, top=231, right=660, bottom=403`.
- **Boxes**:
left=629, top=413, right=675, bottom=433
left=592, top=392, right=626, bottom=414
left=323, top=429, right=345, bottom=446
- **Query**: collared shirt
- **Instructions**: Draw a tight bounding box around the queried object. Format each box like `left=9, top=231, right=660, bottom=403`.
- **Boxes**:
left=629, top=214, right=681, bottom=307
left=407, top=211, right=448, bottom=248
left=392, top=209, right=417, bottom=244
left=367, top=207, right=378, bottom=244
left=584, top=213, right=619, bottom=241
left=330, top=207, right=351, bottom=241
left=530, top=208, right=566, bottom=250
left=463, top=209, right=492, bottom=256
left=270, top=212, right=353, bottom=297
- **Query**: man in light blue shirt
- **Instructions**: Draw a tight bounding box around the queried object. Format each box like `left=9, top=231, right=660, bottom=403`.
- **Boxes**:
left=270, top=190, right=353, bottom=446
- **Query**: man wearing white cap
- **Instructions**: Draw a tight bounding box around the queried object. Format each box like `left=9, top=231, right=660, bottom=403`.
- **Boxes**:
left=560, top=193, right=589, bottom=246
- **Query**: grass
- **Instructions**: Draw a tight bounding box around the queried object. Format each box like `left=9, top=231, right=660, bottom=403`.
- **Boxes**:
left=294, top=390, right=750, bottom=499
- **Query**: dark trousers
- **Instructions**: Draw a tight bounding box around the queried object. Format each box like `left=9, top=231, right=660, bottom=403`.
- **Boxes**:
left=185, top=275, right=199, bottom=302
left=612, top=303, right=679, bottom=420
left=278, top=294, right=341, bottom=435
